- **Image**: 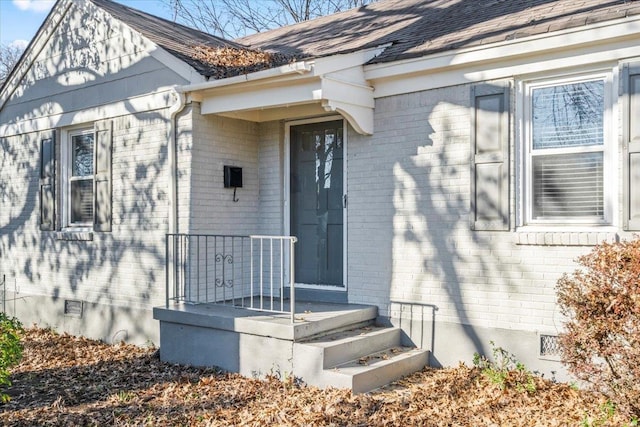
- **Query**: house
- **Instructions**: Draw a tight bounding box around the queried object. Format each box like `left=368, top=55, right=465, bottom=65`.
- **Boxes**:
left=1, top=0, right=639, bottom=391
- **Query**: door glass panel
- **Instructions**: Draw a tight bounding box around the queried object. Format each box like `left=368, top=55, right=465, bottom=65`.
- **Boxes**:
left=291, top=121, right=344, bottom=286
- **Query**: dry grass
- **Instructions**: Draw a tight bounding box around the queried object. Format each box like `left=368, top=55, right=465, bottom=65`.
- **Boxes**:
left=0, top=328, right=629, bottom=426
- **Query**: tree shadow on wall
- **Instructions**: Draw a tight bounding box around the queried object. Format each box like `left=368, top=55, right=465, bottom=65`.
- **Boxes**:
left=360, top=88, right=528, bottom=366
left=0, top=2, right=185, bottom=343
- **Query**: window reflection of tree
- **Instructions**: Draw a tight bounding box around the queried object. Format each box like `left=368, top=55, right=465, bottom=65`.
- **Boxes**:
left=313, top=128, right=342, bottom=283
left=70, top=133, right=94, bottom=223
left=315, top=130, right=334, bottom=192
left=315, top=131, right=332, bottom=239
left=72, top=134, right=94, bottom=177
left=533, top=81, right=604, bottom=149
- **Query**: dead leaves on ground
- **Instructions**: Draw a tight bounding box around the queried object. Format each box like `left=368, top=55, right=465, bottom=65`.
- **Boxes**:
left=0, top=328, right=627, bottom=426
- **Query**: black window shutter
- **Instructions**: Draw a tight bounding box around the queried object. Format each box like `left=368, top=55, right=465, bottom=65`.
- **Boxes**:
left=623, top=63, right=640, bottom=230
left=39, top=132, right=56, bottom=231
left=94, top=120, right=112, bottom=232
left=470, top=82, right=510, bottom=231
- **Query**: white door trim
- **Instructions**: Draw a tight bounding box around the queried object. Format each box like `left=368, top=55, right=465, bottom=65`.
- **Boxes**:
left=284, top=115, right=348, bottom=291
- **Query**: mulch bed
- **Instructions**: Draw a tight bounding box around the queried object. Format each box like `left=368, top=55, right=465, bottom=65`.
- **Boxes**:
left=0, top=328, right=625, bottom=426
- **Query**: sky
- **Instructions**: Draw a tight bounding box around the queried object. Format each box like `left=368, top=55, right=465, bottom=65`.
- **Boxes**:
left=0, top=0, right=173, bottom=47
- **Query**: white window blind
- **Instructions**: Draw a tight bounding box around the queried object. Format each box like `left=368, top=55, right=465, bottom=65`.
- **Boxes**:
left=532, top=152, right=603, bottom=218
left=529, top=79, right=606, bottom=221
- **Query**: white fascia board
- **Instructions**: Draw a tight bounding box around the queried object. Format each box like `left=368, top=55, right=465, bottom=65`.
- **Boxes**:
left=181, top=61, right=313, bottom=96
left=0, top=0, right=73, bottom=111
left=373, top=39, right=640, bottom=98
left=180, top=45, right=385, bottom=95
left=200, top=79, right=321, bottom=114
left=311, top=45, right=389, bottom=75
left=144, top=46, right=206, bottom=86
left=0, top=88, right=175, bottom=136
left=366, top=16, right=640, bottom=97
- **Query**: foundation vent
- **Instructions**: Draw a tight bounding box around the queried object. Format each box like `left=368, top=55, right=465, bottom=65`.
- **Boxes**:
left=540, top=334, right=561, bottom=357
left=64, top=300, right=83, bottom=318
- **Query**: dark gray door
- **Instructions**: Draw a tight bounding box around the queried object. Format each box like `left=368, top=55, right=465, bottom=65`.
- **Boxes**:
left=290, top=120, right=344, bottom=287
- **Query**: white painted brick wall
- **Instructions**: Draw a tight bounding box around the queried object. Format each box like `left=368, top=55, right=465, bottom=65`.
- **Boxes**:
left=0, top=109, right=172, bottom=311
left=346, top=83, right=627, bottom=334
left=189, top=103, right=260, bottom=236
left=258, top=121, right=284, bottom=236
left=0, top=0, right=185, bottom=330
left=183, top=114, right=284, bottom=237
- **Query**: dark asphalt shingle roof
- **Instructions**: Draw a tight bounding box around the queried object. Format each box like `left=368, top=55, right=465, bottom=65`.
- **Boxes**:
left=90, top=0, right=640, bottom=78
left=237, top=0, right=640, bottom=64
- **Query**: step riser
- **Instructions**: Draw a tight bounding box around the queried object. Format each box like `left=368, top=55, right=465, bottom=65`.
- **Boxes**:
left=323, top=328, right=401, bottom=368
left=292, top=306, right=377, bottom=340
left=299, top=320, right=375, bottom=343
left=351, top=351, right=428, bottom=393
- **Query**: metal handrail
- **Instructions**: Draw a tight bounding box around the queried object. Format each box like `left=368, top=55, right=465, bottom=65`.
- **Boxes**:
left=250, top=235, right=297, bottom=323
left=165, top=233, right=297, bottom=322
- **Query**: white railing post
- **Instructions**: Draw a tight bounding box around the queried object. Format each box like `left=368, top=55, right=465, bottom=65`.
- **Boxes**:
left=165, top=234, right=170, bottom=308
left=250, top=237, right=254, bottom=309
left=167, top=234, right=296, bottom=318
left=289, top=237, right=296, bottom=323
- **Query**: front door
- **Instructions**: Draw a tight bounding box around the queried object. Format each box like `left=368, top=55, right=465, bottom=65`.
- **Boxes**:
left=290, top=119, right=344, bottom=288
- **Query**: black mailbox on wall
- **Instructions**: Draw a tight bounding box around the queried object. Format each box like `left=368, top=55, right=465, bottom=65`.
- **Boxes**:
left=224, top=165, right=242, bottom=188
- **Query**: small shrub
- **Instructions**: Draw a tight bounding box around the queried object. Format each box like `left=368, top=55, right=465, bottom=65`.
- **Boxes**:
left=0, top=313, right=23, bottom=402
left=473, top=341, right=537, bottom=393
left=556, top=237, right=640, bottom=418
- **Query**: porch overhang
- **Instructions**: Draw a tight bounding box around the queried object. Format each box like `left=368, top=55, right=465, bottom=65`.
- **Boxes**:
left=178, top=47, right=386, bottom=135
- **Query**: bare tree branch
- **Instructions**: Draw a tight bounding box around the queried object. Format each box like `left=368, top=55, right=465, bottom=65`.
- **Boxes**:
left=162, top=0, right=376, bottom=39
left=0, top=44, right=25, bottom=87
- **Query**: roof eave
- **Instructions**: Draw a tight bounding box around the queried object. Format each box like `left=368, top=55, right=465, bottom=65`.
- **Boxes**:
left=365, top=14, right=640, bottom=88
left=181, top=46, right=387, bottom=135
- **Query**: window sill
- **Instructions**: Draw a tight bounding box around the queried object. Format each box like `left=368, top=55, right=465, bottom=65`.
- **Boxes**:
left=513, top=228, right=618, bottom=246
left=54, top=231, right=94, bottom=241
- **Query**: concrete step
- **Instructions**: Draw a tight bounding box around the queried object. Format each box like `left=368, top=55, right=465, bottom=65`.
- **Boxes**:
left=293, top=326, right=428, bottom=393
left=291, top=302, right=378, bottom=341
left=301, top=326, right=402, bottom=368
left=329, top=346, right=429, bottom=393
left=156, top=300, right=426, bottom=392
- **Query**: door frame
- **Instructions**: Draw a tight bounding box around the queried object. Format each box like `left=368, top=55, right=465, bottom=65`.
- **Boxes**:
left=284, top=115, right=348, bottom=292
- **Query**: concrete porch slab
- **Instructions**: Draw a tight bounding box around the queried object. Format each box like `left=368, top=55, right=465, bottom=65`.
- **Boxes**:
left=154, top=301, right=428, bottom=391
left=153, top=300, right=378, bottom=341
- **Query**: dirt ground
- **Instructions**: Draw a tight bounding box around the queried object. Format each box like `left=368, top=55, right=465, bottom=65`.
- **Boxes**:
left=0, top=328, right=628, bottom=426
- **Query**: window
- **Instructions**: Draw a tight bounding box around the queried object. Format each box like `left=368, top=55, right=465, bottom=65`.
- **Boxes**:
left=67, top=129, right=94, bottom=226
left=49, top=121, right=112, bottom=232
left=524, top=74, right=612, bottom=225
